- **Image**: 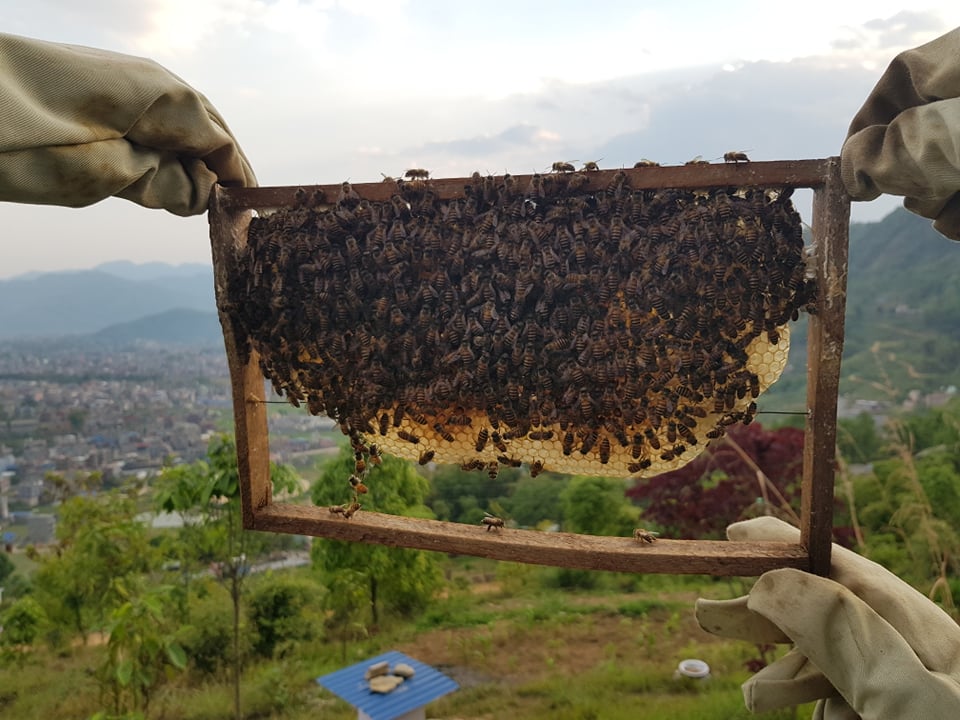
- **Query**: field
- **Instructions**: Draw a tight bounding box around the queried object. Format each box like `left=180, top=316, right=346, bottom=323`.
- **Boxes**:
left=0, top=556, right=814, bottom=720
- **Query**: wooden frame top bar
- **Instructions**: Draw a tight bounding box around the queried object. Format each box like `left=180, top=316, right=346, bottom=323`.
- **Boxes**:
left=209, top=156, right=849, bottom=577
left=218, top=159, right=834, bottom=210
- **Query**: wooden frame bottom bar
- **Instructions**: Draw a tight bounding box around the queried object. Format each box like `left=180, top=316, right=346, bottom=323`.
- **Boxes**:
left=254, top=502, right=809, bottom=575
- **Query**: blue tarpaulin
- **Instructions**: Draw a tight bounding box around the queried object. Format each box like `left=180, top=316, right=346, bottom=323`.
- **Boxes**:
left=317, top=650, right=458, bottom=720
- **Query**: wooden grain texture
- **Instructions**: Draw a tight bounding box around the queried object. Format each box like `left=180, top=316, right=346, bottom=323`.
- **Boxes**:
left=254, top=502, right=810, bottom=576
left=218, top=159, right=834, bottom=210
left=209, top=187, right=271, bottom=527
left=802, top=158, right=851, bottom=575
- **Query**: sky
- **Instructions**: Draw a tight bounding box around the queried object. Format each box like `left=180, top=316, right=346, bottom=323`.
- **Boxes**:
left=2, top=1, right=959, bottom=278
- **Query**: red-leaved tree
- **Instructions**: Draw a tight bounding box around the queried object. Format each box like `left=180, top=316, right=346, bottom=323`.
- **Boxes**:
left=626, top=423, right=805, bottom=539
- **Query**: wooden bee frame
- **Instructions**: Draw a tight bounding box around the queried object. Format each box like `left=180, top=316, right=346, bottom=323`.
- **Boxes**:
left=209, top=158, right=849, bottom=577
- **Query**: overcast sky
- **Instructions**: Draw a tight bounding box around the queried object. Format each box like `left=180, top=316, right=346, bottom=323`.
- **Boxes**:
left=2, top=2, right=959, bottom=278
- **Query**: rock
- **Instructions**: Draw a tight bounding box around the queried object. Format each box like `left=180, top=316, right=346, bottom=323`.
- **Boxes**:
left=364, top=661, right=389, bottom=680
left=392, top=662, right=415, bottom=678
left=368, top=675, right=404, bottom=693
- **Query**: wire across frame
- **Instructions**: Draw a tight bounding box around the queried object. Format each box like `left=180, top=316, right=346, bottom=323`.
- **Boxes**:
left=208, top=158, right=850, bottom=577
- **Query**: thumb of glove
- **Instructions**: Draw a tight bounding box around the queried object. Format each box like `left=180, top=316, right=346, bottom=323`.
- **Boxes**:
left=747, top=568, right=960, bottom=720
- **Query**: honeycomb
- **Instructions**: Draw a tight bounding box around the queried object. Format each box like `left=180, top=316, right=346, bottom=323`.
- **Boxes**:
left=226, top=170, right=813, bottom=479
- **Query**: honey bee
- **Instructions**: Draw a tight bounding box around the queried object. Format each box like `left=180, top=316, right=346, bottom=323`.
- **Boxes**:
left=723, top=151, right=750, bottom=164
left=354, top=452, right=367, bottom=475
left=433, top=422, right=455, bottom=442
left=530, top=459, right=545, bottom=477
left=368, top=444, right=382, bottom=465
left=405, top=168, right=430, bottom=180
left=460, top=459, right=485, bottom=471
left=491, top=431, right=508, bottom=453
left=329, top=504, right=347, bottom=516
left=562, top=430, right=576, bottom=455
left=633, top=528, right=660, bottom=543
left=482, top=512, right=505, bottom=531
left=581, top=160, right=601, bottom=171
left=487, top=461, right=500, bottom=480
left=339, top=181, right=360, bottom=204
left=598, top=436, right=611, bottom=464
left=551, top=161, right=576, bottom=173
left=464, top=425, right=486, bottom=452
left=633, top=159, right=660, bottom=167
left=343, top=501, right=362, bottom=519
left=348, top=474, right=369, bottom=494
left=527, top=430, right=554, bottom=441
left=397, top=430, right=420, bottom=444
left=628, top=458, right=652, bottom=473
left=644, top=427, right=661, bottom=450
left=418, top=449, right=436, bottom=465
left=496, top=455, right=523, bottom=467
left=684, top=156, right=709, bottom=165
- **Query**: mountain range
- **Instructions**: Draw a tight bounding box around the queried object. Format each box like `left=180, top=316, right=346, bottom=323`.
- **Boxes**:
left=2, top=209, right=959, bottom=402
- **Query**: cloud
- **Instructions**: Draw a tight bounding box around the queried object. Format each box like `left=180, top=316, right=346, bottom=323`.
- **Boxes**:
left=831, top=9, right=953, bottom=56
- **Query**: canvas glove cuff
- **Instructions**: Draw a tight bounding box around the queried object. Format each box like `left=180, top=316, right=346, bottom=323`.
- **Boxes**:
left=841, top=27, right=960, bottom=240
left=0, top=32, right=256, bottom=215
left=695, top=517, right=960, bottom=719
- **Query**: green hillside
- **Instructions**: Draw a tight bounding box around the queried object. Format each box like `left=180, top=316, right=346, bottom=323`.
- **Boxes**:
left=760, top=207, right=960, bottom=414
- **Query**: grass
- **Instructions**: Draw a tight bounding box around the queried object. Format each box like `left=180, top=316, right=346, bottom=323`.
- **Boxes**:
left=0, top=564, right=816, bottom=720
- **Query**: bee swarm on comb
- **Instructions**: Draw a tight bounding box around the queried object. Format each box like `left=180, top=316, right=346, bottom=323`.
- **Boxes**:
left=226, top=169, right=813, bottom=480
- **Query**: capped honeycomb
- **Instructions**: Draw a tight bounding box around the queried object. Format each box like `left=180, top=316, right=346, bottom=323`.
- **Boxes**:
left=226, top=170, right=813, bottom=479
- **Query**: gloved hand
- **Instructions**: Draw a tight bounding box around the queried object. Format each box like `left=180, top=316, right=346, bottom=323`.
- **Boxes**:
left=695, top=517, right=960, bottom=719
left=0, top=32, right=256, bottom=216
left=841, top=27, right=960, bottom=240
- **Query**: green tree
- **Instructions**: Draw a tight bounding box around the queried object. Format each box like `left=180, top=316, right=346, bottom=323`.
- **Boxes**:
left=154, top=433, right=297, bottom=720
left=0, top=596, right=47, bottom=666
left=248, top=575, right=325, bottom=658
left=31, top=492, right=151, bottom=645
left=0, top=551, right=14, bottom=585
left=96, top=582, right=186, bottom=717
left=837, top=412, right=886, bottom=464
left=427, top=462, right=520, bottom=523
left=311, top=446, right=442, bottom=628
left=560, top=476, right=640, bottom=537
left=506, top=473, right=569, bottom=528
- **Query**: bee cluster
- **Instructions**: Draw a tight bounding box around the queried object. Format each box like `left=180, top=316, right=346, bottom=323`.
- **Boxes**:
left=227, top=169, right=812, bottom=479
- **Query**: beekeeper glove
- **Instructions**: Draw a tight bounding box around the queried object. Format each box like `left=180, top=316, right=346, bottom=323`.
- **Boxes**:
left=695, top=516, right=960, bottom=719
left=841, top=26, right=960, bottom=240
left=0, top=32, right=256, bottom=215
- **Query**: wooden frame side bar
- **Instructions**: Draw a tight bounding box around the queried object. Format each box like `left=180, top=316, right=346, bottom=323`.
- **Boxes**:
left=209, top=191, right=271, bottom=528
left=803, top=158, right=851, bottom=575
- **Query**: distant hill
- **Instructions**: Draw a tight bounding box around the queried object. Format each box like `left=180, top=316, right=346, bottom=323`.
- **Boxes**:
left=93, top=260, right=212, bottom=282
left=0, top=265, right=215, bottom=339
left=761, top=207, right=960, bottom=410
left=4, top=212, right=960, bottom=403
left=93, top=309, right=223, bottom=347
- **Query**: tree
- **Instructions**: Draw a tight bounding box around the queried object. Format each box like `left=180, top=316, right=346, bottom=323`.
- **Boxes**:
left=428, top=462, right=520, bottom=523
left=311, top=446, right=442, bottom=629
left=31, top=492, right=152, bottom=644
left=506, top=472, right=569, bottom=528
left=0, top=596, right=47, bottom=666
left=560, top=476, right=640, bottom=536
left=248, top=576, right=325, bottom=658
left=0, top=551, right=13, bottom=585
left=837, top=412, right=886, bottom=464
left=627, top=423, right=806, bottom=539
left=154, top=433, right=297, bottom=720
left=96, top=582, right=187, bottom=717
